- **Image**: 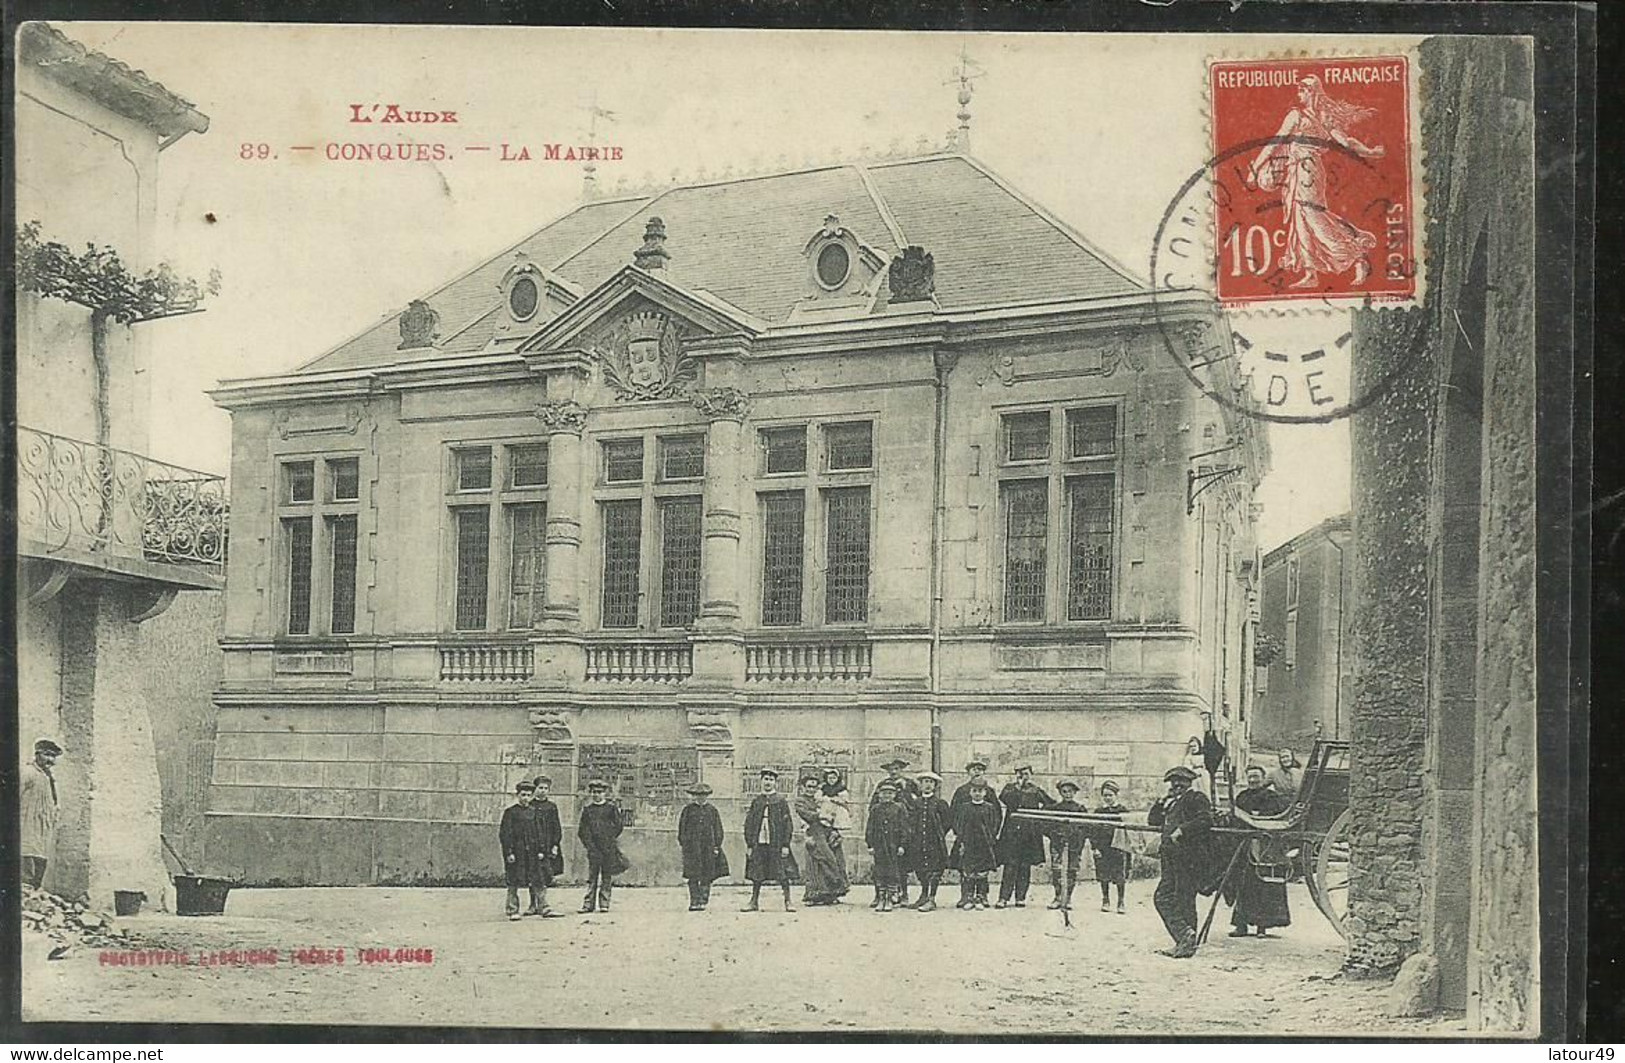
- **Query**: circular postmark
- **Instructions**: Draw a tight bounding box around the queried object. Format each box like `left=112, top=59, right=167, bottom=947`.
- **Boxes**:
left=1149, top=134, right=1419, bottom=425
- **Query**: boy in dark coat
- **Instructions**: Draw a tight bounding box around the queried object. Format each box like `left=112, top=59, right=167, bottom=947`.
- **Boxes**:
left=866, top=779, right=909, bottom=911
left=578, top=779, right=629, bottom=913
left=951, top=780, right=1001, bottom=910
left=950, top=759, right=1001, bottom=908
left=996, top=764, right=1055, bottom=907
left=1147, top=765, right=1215, bottom=958
left=1085, top=780, right=1131, bottom=913
left=529, top=774, right=565, bottom=917
left=1046, top=780, right=1088, bottom=911
left=499, top=782, right=545, bottom=920
left=678, top=782, right=729, bottom=911
left=869, top=758, right=921, bottom=905
left=743, top=768, right=799, bottom=912
left=905, top=772, right=952, bottom=912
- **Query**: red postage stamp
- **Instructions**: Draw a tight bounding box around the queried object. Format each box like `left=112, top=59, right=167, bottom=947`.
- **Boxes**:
left=1209, top=55, right=1417, bottom=307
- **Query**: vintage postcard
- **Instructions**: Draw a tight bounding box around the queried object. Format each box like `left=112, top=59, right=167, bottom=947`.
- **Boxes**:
left=9, top=15, right=1586, bottom=1041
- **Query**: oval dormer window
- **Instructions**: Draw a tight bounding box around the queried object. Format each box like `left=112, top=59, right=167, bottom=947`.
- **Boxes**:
left=816, top=243, right=851, bottom=290
left=509, top=276, right=540, bottom=321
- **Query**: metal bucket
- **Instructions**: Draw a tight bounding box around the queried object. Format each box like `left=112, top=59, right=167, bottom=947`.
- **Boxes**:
left=174, top=876, right=234, bottom=916
left=113, top=890, right=146, bottom=916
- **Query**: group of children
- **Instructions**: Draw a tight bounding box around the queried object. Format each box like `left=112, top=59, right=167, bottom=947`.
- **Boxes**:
left=496, top=760, right=1136, bottom=919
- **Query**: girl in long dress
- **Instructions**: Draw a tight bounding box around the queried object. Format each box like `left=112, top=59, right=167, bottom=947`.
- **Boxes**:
left=1248, top=74, right=1387, bottom=289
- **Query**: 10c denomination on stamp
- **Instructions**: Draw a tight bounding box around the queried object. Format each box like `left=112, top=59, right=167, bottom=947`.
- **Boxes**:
left=1209, top=55, right=1417, bottom=308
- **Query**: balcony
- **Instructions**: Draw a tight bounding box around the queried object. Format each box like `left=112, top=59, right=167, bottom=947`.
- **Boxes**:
left=585, top=639, right=694, bottom=683
left=17, top=425, right=226, bottom=586
left=439, top=640, right=534, bottom=682
left=746, top=637, right=872, bottom=682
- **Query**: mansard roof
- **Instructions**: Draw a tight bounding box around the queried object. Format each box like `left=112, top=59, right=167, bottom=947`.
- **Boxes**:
left=297, top=153, right=1145, bottom=375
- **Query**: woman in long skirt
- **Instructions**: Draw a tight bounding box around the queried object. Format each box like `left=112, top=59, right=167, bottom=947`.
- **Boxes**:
left=795, top=774, right=850, bottom=905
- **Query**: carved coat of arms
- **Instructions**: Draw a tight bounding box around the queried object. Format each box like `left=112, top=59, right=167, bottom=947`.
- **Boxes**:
left=594, top=310, right=697, bottom=401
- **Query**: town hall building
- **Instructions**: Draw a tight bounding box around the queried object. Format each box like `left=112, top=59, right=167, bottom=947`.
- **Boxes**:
left=206, top=147, right=1268, bottom=885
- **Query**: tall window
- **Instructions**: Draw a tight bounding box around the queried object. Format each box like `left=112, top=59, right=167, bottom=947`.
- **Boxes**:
left=998, top=404, right=1119, bottom=624
left=601, top=499, right=643, bottom=628
left=761, top=491, right=805, bottom=625
left=659, top=498, right=703, bottom=627
left=446, top=442, right=548, bottom=631
left=755, top=419, right=876, bottom=627
left=278, top=456, right=362, bottom=636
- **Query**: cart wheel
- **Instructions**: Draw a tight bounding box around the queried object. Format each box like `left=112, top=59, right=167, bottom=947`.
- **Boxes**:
left=1309, top=808, right=1352, bottom=940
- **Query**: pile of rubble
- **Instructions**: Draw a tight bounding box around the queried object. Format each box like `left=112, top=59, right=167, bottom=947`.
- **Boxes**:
left=21, top=885, right=158, bottom=953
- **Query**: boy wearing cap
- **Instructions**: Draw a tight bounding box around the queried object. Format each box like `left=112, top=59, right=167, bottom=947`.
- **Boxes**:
left=869, top=758, right=921, bottom=906
left=743, top=768, right=799, bottom=911
left=866, top=779, right=909, bottom=912
left=951, top=780, right=1001, bottom=909
left=996, top=764, right=1055, bottom=908
left=678, top=783, right=729, bottom=911
left=1046, top=781, right=1088, bottom=911
left=499, top=782, right=545, bottom=920
left=22, top=738, right=63, bottom=889
left=1086, top=781, right=1131, bottom=913
left=905, top=772, right=952, bottom=911
left=578, top=780, right=629, bottom=913
left=950, top=760, right=1001, bottom=908
left=530, top=775, right=566, bottom=914
left=1147, top=765, right=1215, bottom=957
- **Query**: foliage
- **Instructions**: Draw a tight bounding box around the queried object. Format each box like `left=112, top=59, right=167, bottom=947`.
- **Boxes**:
left=16, top=220, right=220, bottom=324
left=1254, top=630, right=1286, bottom=668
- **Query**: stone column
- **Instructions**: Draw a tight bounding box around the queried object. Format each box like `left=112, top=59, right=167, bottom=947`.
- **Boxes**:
left=689, top=386, right=749, bottom=687
left=534, top=398, right=588, bottom=688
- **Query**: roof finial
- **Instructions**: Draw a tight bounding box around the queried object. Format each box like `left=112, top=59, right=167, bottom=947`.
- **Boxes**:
left=580, top=91, right=618, bottom=201
left=947, top=45, right=984, bottom=153
left=634, top=216, right=670, bottom=271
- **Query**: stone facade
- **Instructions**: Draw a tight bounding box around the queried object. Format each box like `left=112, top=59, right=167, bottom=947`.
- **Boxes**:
left=208, top=164, right=1266, bottom=888
left=1255, top=514, right=1352, bottom=752
left=1345, top=37, right=1538, bottom=1031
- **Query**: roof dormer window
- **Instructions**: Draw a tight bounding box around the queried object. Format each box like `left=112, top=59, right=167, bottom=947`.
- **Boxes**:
left=816, top=242, right=852, bottom=290
left=508, top=275, right=539, bottom=321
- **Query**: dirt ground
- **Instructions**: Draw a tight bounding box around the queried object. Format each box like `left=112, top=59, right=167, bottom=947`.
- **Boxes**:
left=22, top=882, right=1466, bottom=1036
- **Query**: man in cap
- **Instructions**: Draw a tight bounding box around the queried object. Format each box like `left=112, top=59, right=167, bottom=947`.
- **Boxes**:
left=866, top=779, right=909, bottom=912
left=996, top=764, right=1055, bottom=907
left=529, top=775, right=565, bottom=916
left=905, top=771, right=952, bottom=911
left=950, top=759, right=1002, bottom=908
left=1046, top=780, right=1087, bottom=911
left=578, top=780, right=628, bottom=913
left=21, top=738, right=63, bottom=889
left=1147, top=765, right=1215, bottom=957
left=498, top=781, right=546, bottom=920
left=743, top=768, right=799, bottom=911
left=678, top=783, right=728, bottom=911
left=1086, top=780, right=1131, bottom=913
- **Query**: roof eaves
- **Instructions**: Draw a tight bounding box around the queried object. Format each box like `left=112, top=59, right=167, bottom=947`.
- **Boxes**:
left=21, top=23, right=209, bottom=138
left=959, top=154, right=1150, bottom=291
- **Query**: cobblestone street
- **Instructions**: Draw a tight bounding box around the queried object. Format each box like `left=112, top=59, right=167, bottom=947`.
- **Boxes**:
left=23, top=884, right=1462, bottom=1035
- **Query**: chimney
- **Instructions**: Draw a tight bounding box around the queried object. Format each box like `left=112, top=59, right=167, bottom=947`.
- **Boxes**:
left=634, top=216, right=670, bottom=271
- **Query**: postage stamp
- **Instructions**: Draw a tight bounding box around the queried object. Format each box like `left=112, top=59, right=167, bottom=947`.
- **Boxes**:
left=1208, top=55, right=1418, bottom=308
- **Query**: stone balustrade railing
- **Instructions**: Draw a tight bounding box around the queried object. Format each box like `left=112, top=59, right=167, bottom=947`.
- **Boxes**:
left=745, top=638, right=872, bottom=682
left=585, top=640, right=694, bottom=682
left=439, top=642, right=534, bottom=682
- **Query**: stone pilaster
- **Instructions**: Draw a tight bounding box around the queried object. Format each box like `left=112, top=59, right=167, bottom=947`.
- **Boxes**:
left=690, top=387, right=749, bottom=687
left=534, top=397, right=588, bottom=687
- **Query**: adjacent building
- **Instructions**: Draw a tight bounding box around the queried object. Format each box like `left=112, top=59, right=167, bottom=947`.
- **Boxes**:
left=15, top=23, right=221, bottom=908
left=1254, top=514, right=1352, bottom=753
left=207, top=148, right=1267, bottom=886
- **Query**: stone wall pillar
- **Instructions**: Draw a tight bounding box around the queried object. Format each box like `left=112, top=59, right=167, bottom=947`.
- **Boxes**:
left=54, top=579, right=175, bottom=912
left=690, top=386, right=749, bottom=685
left=534, top=396, right=589, bottom=688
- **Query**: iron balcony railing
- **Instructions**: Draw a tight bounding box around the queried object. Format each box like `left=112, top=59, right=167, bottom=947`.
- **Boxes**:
left=17, top=425, right=227, bottom=570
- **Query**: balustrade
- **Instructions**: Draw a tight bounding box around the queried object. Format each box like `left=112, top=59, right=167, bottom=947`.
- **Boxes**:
left=745, top=638, right=872, bottom=681
left=439, top=642, right=534, bottom=681
left=585, top=641, right=694, bottom=682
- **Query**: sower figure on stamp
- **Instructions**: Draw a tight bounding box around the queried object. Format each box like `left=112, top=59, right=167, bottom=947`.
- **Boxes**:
left=1046, top=780, right=1087, bottom=911
left=996, top=764, right=1054, bottom=908
left=529, top=775, right=565, bottom=917
left=949, top=759, right=1001, bottom=908
left=866, top=779, right=909, bottom=912
left=1084, top=780, right=1131, bottom=914
left=678, top=783, right=729, bottom=912
left=743, top=768, right=799, bottom=912
left=1147, top=765, right=1215, bottom=958
left=951, top=779, right=1001, bottom=910
left=499, top=781, right=546, bottom=921
left=905, top=772, right=952, bottom=912
left=21, top=738, right=62, bottom=890
left=578, top=779, right=629, bottom=914
left=1228, top=765, right=1292, bottom=937
left=868, top=758, right=921, bottom=906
